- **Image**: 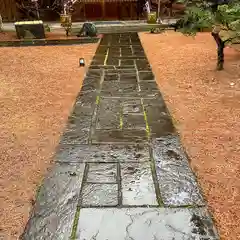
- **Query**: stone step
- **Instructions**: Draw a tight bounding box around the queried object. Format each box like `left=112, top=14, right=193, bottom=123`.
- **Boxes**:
left=71, top=23, right=173, bottom=34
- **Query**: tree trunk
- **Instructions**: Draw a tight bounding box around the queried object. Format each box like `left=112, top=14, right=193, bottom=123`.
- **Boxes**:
left=211, top=31, right=225, bottom=71
left=0, top=14, right=2, bottom=31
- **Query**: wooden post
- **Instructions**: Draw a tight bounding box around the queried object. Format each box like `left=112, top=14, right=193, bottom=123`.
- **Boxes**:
left=0, top=14, right=2, bottom=31
left=157, top=0, right=161, bottom=20
left=83, top=3, right=86, bottom=20
left=130, top=2, right=133, bottom=19
left=102, top=0, right=105, bottom=20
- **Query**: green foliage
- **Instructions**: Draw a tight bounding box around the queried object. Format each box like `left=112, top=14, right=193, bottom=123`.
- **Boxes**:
left=44, top=24, right=51, bottom=32
left=216, top=2, right=240, bottom=26
left=178, top=6, right=214, bottom=35
left=176, top=0, right=240, bottom=43
left=150, top=27, right=164, bottom=34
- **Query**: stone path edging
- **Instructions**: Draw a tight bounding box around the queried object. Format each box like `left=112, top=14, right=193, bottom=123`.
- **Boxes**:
left=0, top=37, right=99, bottom=48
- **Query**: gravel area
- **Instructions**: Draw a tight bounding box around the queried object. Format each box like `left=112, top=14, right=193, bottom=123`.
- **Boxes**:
left=140, top=31, right=240, bottom=240
left=0, top=43, right=97, bottom=239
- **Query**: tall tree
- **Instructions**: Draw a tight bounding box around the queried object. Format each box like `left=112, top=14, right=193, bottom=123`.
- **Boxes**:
left=173, top=0, right=240, bottom=70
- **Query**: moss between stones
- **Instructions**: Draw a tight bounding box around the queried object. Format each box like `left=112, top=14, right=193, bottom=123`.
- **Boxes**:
left=150, top=160, right=164, bottom=206
left=119, top=112, right=123, bottom=130
left=140, top=98, right=164, bottom=206
left=70, top=206, right=81, bottom=240
left=103, top=48, right=109, bottom=66
left=95, top=95, right=100, bottom=105
left=140, top=99, right=150, bottom=139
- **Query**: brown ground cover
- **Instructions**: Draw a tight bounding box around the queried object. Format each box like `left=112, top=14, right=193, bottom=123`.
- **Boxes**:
left=0, top=43, right=97, bottom=239
left=139, top=31, right=240, bottom=240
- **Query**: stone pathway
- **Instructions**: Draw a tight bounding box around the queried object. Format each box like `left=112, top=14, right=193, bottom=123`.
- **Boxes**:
left=22, top=33, right=219, bottom=240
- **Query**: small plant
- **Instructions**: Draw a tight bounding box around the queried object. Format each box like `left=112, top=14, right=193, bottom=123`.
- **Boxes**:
left=173, top=0, right=240, bottom=70
left=150, top=27, right=164, bottom=34
left=64, top=22, right=72, bottom=37
left=59, top=0, right=80, bottom=37
left=60, top=13, right=72, bottom=37
left=44, top=24, right=51, bottom=32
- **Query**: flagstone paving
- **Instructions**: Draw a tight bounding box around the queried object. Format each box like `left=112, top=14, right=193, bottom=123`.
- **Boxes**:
left=21, top=33, right=219, bottom=240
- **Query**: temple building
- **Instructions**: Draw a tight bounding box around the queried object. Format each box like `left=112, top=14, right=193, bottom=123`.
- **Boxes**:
left=0, top=0, right=184, bottom=22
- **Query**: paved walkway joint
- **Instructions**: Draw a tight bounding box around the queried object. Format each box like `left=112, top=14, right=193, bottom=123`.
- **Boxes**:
left=22, top=33, right=219, bottom=240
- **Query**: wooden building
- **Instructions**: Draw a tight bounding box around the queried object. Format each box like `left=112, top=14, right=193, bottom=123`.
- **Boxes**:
left=71, top=0, right=143, bottom=21
left=70, top=0, right=184, bottom=21
left=0, top=0, right=17, bottom=21
left=1, top=0, right=144, bottom=22
left=1, top=0, right=184, bottom=22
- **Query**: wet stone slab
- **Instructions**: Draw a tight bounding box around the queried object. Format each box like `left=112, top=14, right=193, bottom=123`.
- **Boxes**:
left=66, top=116, right=91, bottom=132
left=120, top=59, right=135, bottom=66
left=121, top=49, right=133, bottom=56
left=133, top=53, right=146, bottom=58
left=96, top=98, right=121, bottom=129
left=86, top=71, right=102, bottom=80
left=89, top=65, right=115, bottom=70
left=139, top=71, right=155, bottom=81
left=96, top=113, right=120, bottom=130
left=81, top=183, right=118, bottom=207
left=67, top=106, right=94, bottom=131
left=140, top=81, right=159, bottom=92
left=92, top=55, right=105, bottom=62
left=81, top=78, right=100, bottom=92
left=143, top=97, right=169, bottom=115
left=91, top=59, right=105, bottom=65
left=119, top=72, right=137, bottom=83
left=143, top=99, right=175, bottom=137
left=55, top=144, right=150, bottom=163
left=133, top=48, right=145, bottom=55
left=107, top=53, right=120, bottom=58
left=152, top=135, right=205, bottom=206
left=106, top=58, right=119, bottom=66
left=87, top=163, right=118, bottom=183
left=123, top=114, right=146, bottom=130
left=22, top=162, right=85, bottom=240
left=106, top=69, right=136, bottom=75
left=149, top=122, right=175, bottom=138
left=76, top=91, right=97, bottom=108
left=135, top=59, right=151, bottom=71
left=101, top=81, right=120, bottom=96
left=116, top=66, right=135, bottom=70
left=95, top=45, right=108, bottom=55
left=122, top=99, right=142, bottom=114
left=119, top=82, right=139, bottom=96
left=59, top=128, right=89, bottom=145
left=98, top=98, right=121, bottom=112
left=146, top=110, right=175, bottom=137
left=76, top=208, right=219, bottom=240
left=134, top=50, right=145, bottom=56
left=143, top=93, right=164, bottom=105
left=108, top=48, right=120, bottom=55
left=104, top=73, right=119, bottom=81
left=91, top=129, right=148, bottom=144
left=121, top=162, right=157, bottom=206
left=120, top=56, right=146, bottom=60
